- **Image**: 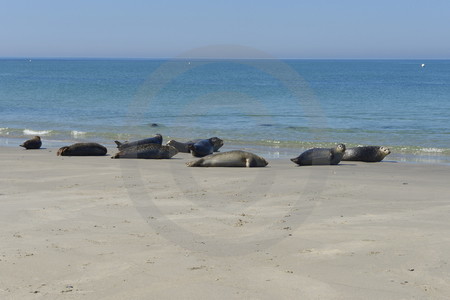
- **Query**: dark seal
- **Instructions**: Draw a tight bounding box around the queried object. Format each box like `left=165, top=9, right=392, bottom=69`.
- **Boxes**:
left=188, top=139, right=216, bottom=157
left=167, top=137, right=224, bottom=153
left=342, top=146, right=391, bottom=162
left=115, top=134, right=162, bottom=150
left=20, top=136, right=42, bottom=149
left=111, top=143, right=178, bottom=159
left=57, top=143, right=107, bottom=156
left=187, top=150, right=268, bottom=167
left=291, top=144, right=346, bottom=166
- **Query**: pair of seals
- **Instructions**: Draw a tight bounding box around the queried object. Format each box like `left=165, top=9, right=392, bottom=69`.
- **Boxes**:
left=57, top=143, right=107, bottom=156
left=112, top=143, right=178, bottom=159
left=167, top=137, right=223, bottom=154
left=187, top=150, right=268, bottom=167
left=115, top=134, right=162, bottom=150
left=291, top=144, right=346, bottom=166
left=20, top=136, right=42, bottom=149
left=342, top=146, right=391, bottom=162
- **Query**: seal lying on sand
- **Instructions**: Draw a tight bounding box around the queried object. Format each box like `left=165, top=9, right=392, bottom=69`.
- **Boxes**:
left=115, top=134, right=162, bottom=150
left=57, top=143, right=107, bottom=156
left=291, top=144, right=346, bottom=166
left=188, top=139, right=216, bottom=157
left=112, top=143, right=178, bottom=159
left=342, top=146, right=391, bottom=162
left=187, top=150, right=268, bottom=167
left=20, top=136, right=42, bottom=149
left=167, top=137, right=224, bottom=153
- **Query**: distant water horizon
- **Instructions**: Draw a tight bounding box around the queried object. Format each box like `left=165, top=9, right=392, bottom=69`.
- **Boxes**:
left=1, top=58, right=449, bottom=164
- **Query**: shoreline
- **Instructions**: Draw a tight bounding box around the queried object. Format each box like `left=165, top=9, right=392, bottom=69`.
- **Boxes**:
left=1, top=145, right=450, bottom=298
left=3, top=136, right=450, bottom=166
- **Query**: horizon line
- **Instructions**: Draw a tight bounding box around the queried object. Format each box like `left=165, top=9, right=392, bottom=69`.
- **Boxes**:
left=1, top=56, right=448, bottom=61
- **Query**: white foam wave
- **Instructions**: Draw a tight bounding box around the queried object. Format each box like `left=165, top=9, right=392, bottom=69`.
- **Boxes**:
left=0, top=128, right=10, bottom=135
left=23, top=129, right=52, bottom=135
left=71, top=130, right=87, bottom=137
left=420, top=147, right=444, bottom=153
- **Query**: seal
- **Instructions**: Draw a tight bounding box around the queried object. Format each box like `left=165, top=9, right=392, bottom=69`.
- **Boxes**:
left=188, top=139, right=215, bottom=157
left=186, top=150, right=268, bottom=167
left=112, top=143, right=178, bottom=159
left=57, top=143, right=107, bottom=156
left=20, top=136, right=42, bottom=149
left=115, top=134, right=162, bottom=150
left=290, top=144, right=346, bottom=166
left=167, top=137, right=224, bottom=153
left=342, top=146, right=391, bottom=162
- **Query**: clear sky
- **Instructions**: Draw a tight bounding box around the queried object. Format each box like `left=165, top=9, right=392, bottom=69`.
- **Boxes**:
left=1, top=0, right=449, bottom=59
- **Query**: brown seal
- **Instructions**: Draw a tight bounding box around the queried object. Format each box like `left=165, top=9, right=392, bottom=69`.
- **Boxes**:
left=57, top=143, right=107, bottom=156
left=20, top=136, right=42, bottom=149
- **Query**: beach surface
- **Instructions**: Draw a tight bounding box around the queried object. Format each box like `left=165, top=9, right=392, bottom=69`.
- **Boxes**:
left=1, top=146, right=450, bottom=299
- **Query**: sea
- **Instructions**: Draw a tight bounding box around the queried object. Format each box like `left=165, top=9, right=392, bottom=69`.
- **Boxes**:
left=1, top=58, right=449, bottom=164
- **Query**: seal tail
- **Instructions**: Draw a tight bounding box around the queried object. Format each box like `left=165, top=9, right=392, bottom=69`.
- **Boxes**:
left=19, top=144, right=25, bottom=148
left=114, top=141, right=122, bottom=147
left=186, top=159, right=201, bottom=167
left=290, top=157, right=301, bottom=165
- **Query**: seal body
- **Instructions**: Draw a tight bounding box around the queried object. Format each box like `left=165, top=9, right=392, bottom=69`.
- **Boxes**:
left=342, top=146, right=391, bottom=162
left=187, top=150, right=268, bottom=167
left=57, top=143, right=107, bottom=156
left=20, top=136, right=42, bottom=149
left=112, top=143, right=178, bottom=159
left=167, top=137, right=223, bottom=153
left=291, top=144, right=346, bottom=166
left=115, top=134, right=162, bottom=150
left=189, top=139, right=215, bottom=157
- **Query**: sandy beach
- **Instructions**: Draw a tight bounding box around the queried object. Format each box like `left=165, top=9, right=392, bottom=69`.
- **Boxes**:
left=1, top=146, right=450, bottom=299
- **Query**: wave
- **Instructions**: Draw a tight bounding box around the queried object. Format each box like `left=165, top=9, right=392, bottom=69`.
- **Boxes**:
left=71, top=130, right=87, bottom=137
left=23, top=129, right=53, bottom=135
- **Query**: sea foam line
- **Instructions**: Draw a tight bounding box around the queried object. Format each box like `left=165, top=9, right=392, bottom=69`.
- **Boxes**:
left=71, top=130, right=87, bottom=137
left=23, top=129, right=52, bottom=135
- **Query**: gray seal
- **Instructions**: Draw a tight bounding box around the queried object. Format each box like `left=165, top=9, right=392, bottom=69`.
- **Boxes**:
left=342, top=146, right=391, bottom=162
left=291, top=144, right=346, bottom=166
left=187, top=150, right=268, bottom=167
left=115, top=134, right=162, bottom=150
left=57, top=143, right=107, bottom=156
left=112, top=143, right=178, bottom=159
left=167, top=137, right=223, bottom=153
left=20, top=136, right=42, bottom=149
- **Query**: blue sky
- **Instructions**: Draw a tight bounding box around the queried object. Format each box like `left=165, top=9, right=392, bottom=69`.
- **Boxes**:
left=1, top=0, right=449, bottom=59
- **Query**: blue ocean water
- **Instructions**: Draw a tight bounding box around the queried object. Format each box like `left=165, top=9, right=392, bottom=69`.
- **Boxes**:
left=1, top=59, right=449, bottom=163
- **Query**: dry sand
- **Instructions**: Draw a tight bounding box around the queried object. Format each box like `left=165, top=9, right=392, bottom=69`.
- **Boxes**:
left=1, top=146, right=450, bottom=299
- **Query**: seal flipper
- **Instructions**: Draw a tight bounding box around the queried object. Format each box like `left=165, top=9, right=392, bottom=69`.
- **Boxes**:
left=246, top=157, right=257, bottom=167
left=186, top=158, right=204, bottom=167
left=114, top=141, right=122, bottom=147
